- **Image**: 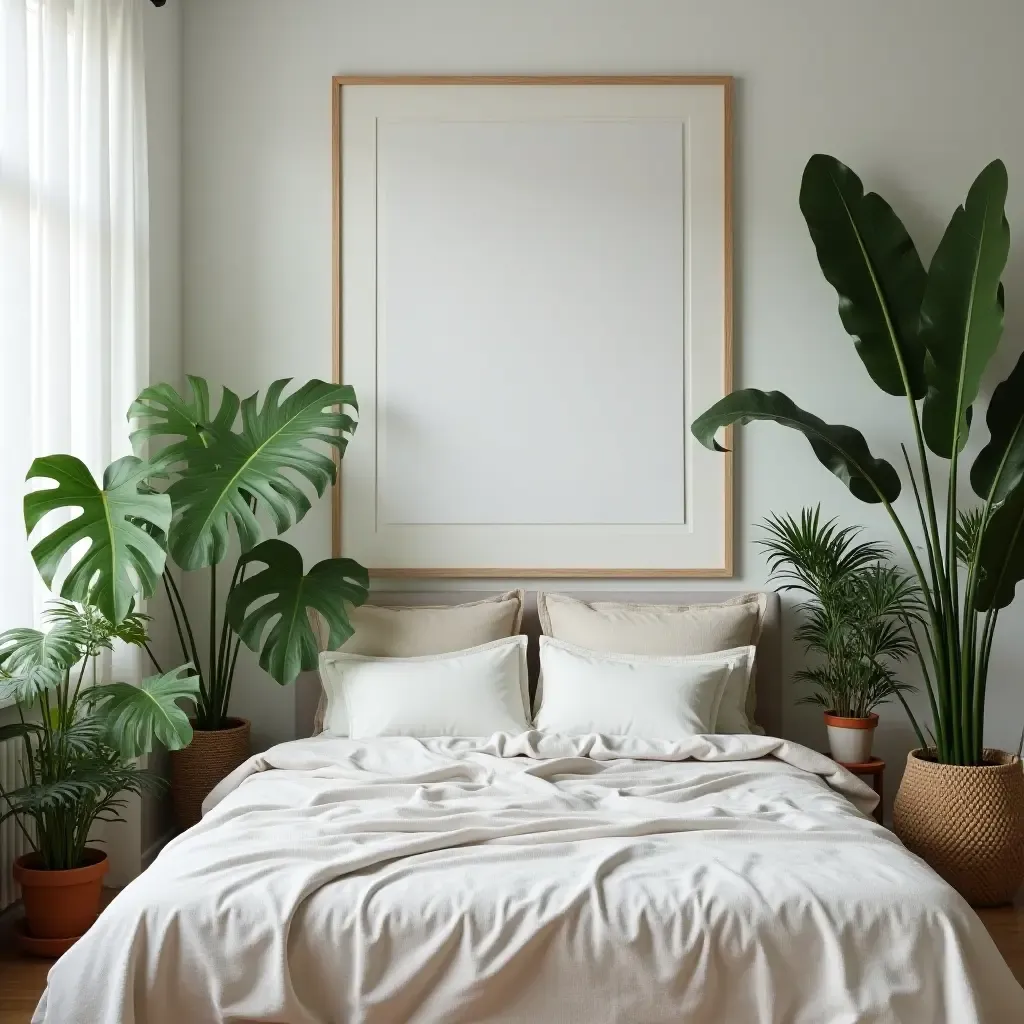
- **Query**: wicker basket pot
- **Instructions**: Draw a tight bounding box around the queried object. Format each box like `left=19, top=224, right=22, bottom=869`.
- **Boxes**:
left=893, top=748, right=1024, bottom=907
left=169, top=718, right=250, bottom=831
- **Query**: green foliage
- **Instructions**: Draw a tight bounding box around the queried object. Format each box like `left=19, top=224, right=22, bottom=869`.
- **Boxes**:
left=226, top=541, right=369, bottom=687
left=125, top=376, right=365, bottom=728
left=0, top=601, right=199, bottom=871
left=85, top=666, right=200, bottom=759
left=134, top=378, right=358, bottom=571
left=798, top=153, right=928, bottom=398
left=691, top=389, right=901, bottom=504
left=20, top=377, right=366, bottom=732
left=759, top=508, right=920, bottom=718
left=920, top=161, right=1009, bottom=458
left=24, top=455, right=171, bottom=625
left=694, top=154, right=1022, bottom=764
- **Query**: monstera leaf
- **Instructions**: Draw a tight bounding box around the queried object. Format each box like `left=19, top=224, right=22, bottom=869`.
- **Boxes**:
left=0, top=625, right=81, bottom=704
left=691, top=389, right=902, bottom=504
left=129, top=376, right=241, bottom=475
left=920, top=160, right=1010, bottom=458
left=225, top=540, right=369, bottom=685
left=24, top=456, right=171, bottom=624
left=167, top=379, right=358, bottom=570
left=87, top=665, right=201, bottom=759
left=799, top=154, right=928, bottom=398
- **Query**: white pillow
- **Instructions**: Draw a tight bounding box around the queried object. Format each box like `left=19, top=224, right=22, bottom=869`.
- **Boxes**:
left=535, top=637, right=747, bottom=740
left=319, top=636, right=530, bottom=739
left=536, top=591, right=767, bottom=733
left=312, top=590, right=525, bottom=735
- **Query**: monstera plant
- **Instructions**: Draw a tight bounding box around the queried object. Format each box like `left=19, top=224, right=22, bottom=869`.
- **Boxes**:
left=694, top=156, right=1021, bottom=770
left=124, top=377, right=370, bottom=729
left=23, top=378, right=370, bottom=827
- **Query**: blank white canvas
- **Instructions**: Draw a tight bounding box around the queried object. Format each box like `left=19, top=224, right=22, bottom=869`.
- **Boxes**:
left=340, top=82, right=729, bottom=573
left=377, top=119, right=686, bottom=525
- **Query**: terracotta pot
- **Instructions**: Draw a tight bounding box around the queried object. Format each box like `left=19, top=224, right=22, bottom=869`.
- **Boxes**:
left=13, top=848, right=108, bottom=956
left=824, top=711, right=878, bottom=764
left=170, top=717, right=251, bottom=831
left=893, top=748, right=1024, bottom=907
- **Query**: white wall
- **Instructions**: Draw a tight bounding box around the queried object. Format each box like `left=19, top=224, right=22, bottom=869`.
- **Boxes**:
left=180, top=0, right=1024, bottom=809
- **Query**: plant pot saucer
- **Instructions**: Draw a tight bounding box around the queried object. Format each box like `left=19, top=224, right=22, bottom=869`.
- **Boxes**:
left=14, top=918, right=90, bottom=958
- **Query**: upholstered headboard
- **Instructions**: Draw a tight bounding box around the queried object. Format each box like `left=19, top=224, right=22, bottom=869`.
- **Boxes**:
left=295, top=589, right=783, bottom=738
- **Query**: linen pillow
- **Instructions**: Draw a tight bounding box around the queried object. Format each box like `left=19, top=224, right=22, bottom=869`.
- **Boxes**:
left=319, top=636, right=530, bottom=739
left=534, top=637, right=739, bottom=740
left=312, top=590, right=525, bottom=735
left=536, top=591, right=767, bottom=733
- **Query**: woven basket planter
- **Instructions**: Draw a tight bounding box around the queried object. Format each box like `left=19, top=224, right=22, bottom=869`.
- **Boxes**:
left=893, top=748, right=1024, bottom=907
left=169, top=718, right=251, bottom=831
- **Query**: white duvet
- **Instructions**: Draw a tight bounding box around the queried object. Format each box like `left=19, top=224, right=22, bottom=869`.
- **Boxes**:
left=34, top=733, right=1024, bottom=1023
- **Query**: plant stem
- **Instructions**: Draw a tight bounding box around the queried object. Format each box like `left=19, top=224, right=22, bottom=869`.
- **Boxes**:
left=209, top=564, right=218, bottom=727
left=164, top=569, right=207, bottom=713
left=143, top=644, right=163, bottom=674
left=162, top=571, right=191, bottom=666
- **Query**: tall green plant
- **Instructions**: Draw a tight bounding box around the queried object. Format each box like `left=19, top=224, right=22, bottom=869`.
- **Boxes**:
left=693, top=155, right=1021, bottom=765
left=759, top=508, right=920, bottom=719
left=0, top=602, right=199, bottom=870
left=24, top=378, right=370, bottom=730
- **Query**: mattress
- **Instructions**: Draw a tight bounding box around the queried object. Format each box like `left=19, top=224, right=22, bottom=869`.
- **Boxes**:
left=34, top=733, right=1024, bottom=1022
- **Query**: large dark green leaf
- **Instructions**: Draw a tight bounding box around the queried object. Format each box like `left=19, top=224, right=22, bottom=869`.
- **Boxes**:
left=975, top=487, right=1024, bottom=611
left=0, top=625, right=80, bottom=704
left=128, top=376, right=240, bottom=475
left=167, top=380, right=358, bottom=570
left=225, top=539, right=369, bottom=685
left=692, top=389, right=901, bottom=504
left=799, top=154, right=927, bottom=398
left=921, top=160, right=1010, bottom=458
left=971, top=348, right=1024, bottom=503
left=87, top=665, right=201, bottom=759
left=25, top=456, right=172, bottom=624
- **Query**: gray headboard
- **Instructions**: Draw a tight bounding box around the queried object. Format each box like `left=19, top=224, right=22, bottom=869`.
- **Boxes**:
left=296, top=589, right=782, bottom=738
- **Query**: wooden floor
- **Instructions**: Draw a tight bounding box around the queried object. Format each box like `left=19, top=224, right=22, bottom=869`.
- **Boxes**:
left=1, top=894, right=1022, bottom=1022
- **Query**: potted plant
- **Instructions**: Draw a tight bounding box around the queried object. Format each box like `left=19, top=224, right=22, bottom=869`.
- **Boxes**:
left=0, top=601, right=199, bottom=956
left=24, top=380, right=371, bottom=829
left=759, top=507, right=920, bottom=764
left=693, top=155, right=1024, bottom=905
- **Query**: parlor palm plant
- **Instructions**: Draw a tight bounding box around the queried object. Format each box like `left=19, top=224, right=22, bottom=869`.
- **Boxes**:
left=759, top=508, right=920, bottom=761
left=0, top=600, right=199, bottom=951
left=0, top=602, right=198, bottom=871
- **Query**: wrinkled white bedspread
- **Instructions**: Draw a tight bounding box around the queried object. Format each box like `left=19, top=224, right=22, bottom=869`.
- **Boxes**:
left=34, top=732, right=1024, bottom=1023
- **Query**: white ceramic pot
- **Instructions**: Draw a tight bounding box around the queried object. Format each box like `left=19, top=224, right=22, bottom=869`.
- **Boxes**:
left=824, top=711, right=878, bottom=764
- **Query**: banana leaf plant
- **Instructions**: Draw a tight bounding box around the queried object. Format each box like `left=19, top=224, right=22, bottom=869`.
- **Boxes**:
left=24, top=378, right=370, bottom=731
left=0, top=601, right=200, bottom=870
left=693, top=155, right=1020, bottom=766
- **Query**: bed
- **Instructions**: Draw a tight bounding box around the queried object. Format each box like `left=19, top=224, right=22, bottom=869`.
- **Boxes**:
left=33, top=591, right=1024, bottom=1023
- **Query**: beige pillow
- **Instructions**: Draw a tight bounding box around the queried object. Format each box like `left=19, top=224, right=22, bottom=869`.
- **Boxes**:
left=535, top=592, right=768, bottom=733
left=313, top=590, right=525, bottom=734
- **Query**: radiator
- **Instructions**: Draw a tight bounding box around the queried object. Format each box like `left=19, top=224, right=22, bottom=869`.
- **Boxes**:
left=1, top=737, right=33, bottom=911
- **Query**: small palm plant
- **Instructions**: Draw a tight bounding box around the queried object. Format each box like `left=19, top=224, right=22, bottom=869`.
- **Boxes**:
left=0, top=601, right=198, bottom=870
left=760, top=508, right=922, bottom=723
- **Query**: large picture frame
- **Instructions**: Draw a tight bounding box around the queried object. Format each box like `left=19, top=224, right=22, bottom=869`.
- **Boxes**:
left=332, top=75, right=733, bottom=577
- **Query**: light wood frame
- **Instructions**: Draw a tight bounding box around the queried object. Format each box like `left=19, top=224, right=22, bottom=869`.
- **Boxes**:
left=331, top=74, right=734, bottom=578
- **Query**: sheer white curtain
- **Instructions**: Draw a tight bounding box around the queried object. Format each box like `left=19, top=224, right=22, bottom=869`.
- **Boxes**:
left=0, top=0, right=149, bottom=634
